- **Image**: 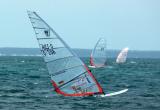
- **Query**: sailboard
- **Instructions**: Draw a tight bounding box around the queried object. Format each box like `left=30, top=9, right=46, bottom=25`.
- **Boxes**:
left=27, top=11, right=128, bottom=97
left=27, top=11, right=104, bottom=97
left=89, top=38, right=107, bottom=68
left=100, top=89, right=128, bottom=97
left=116, top=47, right=129, bottom=64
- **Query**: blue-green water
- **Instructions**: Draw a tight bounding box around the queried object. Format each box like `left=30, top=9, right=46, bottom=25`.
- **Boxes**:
left=0, top=56, right=160, bottom=110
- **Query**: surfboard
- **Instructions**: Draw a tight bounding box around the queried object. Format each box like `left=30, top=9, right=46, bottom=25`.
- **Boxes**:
left=88, top=65, right=96, bottom=68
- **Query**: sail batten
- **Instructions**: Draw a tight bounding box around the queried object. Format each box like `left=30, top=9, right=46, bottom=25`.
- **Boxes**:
left=28, top=11, right=103, bottom=96
left=29, top=17, right=41, bottom=21
left=33, top=27, right=46, bottom=29
left=37, top=37, right=57, bottom=40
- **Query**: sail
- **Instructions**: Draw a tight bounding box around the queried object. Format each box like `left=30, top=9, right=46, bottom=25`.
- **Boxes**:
left=27, top=11, right=103, bottom=96
left=116, top=47, right=129, bottom=63
left=90, top=38, right=107, bottom=68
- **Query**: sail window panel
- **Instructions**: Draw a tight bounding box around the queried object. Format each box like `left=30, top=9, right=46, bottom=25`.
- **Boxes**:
left=43, top=47, right=73, bottom=62
left=59, top=74, right=99, bottom=94
left=51, top=66, right=86, bottom=87
left=46, top=56, right=83, bottom=75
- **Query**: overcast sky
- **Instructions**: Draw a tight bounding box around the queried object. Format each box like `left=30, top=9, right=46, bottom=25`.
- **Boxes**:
left=0, top=0, right=159, bottom=50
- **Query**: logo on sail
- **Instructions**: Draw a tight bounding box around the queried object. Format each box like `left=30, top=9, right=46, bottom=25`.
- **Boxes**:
left=101, top=47, right=104, bottom=51
left=44, top=29, right=50, bottom=37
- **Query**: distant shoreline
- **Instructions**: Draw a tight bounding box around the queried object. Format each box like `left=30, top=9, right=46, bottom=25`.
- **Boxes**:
left=0, top=47, right=160, bottom=58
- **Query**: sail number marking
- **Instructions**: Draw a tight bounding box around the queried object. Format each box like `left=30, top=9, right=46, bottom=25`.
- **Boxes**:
left=40, top=44, right=56, bottom=56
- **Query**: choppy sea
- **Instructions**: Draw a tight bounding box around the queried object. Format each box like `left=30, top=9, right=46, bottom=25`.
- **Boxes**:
left=0, top=56, right=160, bottom=110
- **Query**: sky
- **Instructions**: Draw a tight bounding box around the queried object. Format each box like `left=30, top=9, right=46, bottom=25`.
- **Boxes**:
left=0, top=0, right=160, bottom=50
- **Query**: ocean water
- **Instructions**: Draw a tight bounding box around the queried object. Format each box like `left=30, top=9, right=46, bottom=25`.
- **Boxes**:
left=0, top=56, right=160, bottom=110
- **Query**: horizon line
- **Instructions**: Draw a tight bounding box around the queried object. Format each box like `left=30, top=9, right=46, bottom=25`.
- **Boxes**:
left=0, top=47, right=160, bottom=52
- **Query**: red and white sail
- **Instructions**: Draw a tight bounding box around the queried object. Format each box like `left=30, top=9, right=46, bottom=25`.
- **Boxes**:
left=116, top=47, right=129, bottom=63
left=27, top=11, right=103, bottom=96
left=90, top=38, right=107, bottom=68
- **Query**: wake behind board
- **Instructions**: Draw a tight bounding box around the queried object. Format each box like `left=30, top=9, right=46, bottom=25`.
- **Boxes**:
left=100, top=89, right=128, bottom=97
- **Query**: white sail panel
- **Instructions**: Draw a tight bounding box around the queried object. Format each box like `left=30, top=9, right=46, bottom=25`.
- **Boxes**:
left=90, top=38, right=107, bottom=68
left=51, top=66, right=86, bottom=86
left=116, top=47, right=129, bottom=63
left=46, top=56, right=81, bottom=75
left=27, top=11, right=103, bottom=96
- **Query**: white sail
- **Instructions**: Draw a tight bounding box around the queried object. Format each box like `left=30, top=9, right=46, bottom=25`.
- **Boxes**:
left=116, top=47, right=129, bottom=63
left=90, top=38, right=107, bottom=68
left=27, top=11, right=104, bottom=96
